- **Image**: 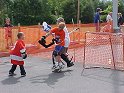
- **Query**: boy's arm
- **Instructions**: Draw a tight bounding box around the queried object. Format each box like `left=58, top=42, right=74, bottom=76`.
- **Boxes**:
left=45, top=31, right=51, bottom=38
left=44, top=28, right=56, bottom=38
left=40, top=31, right=52, bottom=45
left=41, top=28, right=55, bottom=42
left=38, top=28, right=57, bottom=48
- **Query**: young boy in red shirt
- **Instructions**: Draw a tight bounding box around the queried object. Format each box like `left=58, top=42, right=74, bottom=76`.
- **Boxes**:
left=9, top=32, right=27, bottom=76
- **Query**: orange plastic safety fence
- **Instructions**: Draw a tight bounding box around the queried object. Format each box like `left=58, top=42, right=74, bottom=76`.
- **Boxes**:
left=83, top=32, right=124, bottom=70
left=0, top=23, right=111, bottom=57
left=0, top=28, right=6, bottom=51
left=1, top=23, right=124, bottom=71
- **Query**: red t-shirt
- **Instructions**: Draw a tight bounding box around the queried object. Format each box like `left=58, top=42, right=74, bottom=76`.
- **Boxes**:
left=10, top=39, right=26, bottom=65
left=10, top=39, right=25, bottom=57
left=50, top=27, right=65, bottom=46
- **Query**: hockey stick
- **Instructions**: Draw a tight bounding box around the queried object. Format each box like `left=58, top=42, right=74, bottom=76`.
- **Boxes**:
left=56, top=27, right=80, bottom=46
left=69, top=28, right=80, bottom=34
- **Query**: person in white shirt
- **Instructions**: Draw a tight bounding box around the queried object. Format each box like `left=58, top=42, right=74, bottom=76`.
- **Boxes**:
left=106, top=12, right=113, bottom=22
left=56, top=17, right=74, bottom=67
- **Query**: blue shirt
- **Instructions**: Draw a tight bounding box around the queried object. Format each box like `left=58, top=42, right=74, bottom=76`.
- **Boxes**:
left=94, top=12, right=100, bottom=23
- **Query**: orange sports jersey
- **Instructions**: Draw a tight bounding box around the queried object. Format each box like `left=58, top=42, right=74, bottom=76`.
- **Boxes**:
left=50, top=27, right=65, bottom=46
left=10, top=40, right=26, bottom=65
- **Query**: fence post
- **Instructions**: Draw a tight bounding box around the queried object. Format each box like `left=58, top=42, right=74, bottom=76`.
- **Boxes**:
left=83, top=32, right=87, bottom=69
left=78, top=20, right=81, bottom=42
left=38, top=22, right=41, bottom=38
left=109, top=34, right=116, bottom=69
left=37, top=22, right=41, bottom=48
left=18, top=23, right=21, bottom=32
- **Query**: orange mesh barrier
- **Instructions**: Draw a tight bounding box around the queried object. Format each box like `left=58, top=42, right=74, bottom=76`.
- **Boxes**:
left=83, top=32, right=115, bottom=69
left=110, top=33, right=124, bottom=70
left=101, top=21, right=113, bottom=32
left=0, top=28, right=6, bottom=51
left=0, top=23, right=108, bottom=57
left=83, top=32, right=124, bottom=70
left=30, top=32, right=124, bottom=71
left=0, top=23, right=97, bottom=52
left=1, top=23, right=124, bottom=71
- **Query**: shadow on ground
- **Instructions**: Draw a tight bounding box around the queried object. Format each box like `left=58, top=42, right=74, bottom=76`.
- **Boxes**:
left=1, top=76, right=23, bottom=85
left=30, top=70, right=73, bottom=87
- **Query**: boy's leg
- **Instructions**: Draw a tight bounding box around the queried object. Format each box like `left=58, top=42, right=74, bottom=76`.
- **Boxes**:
left=53, top=46, right=65, bottom=70
left=9, top=65, right=17, bottom=74
left=64, top=47, right=68, bottom=53
left=19, top=65, right=26, bottom=76
left=61, top=54, right=74, bottom=67
left=51, top=50, right=57, bottom=69
left=52, top=51, right=55, bottom=65
left=6, top=38, right=9, bottom=49
left=61, top=47, right=74, bottom=67
left=57, top=47, right=65, bottom=68
left=55, top=55, right=64, bottom=70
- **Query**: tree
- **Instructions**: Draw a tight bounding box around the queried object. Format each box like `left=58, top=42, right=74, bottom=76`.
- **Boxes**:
left=1, top=0, right=124, bottom=26
left=62, top=0, right=77, bottom=23
left=9, top=0, right=56, bottom=25
left=48, top=0, right=64, bottom=17
left=118, top=0, right=124, bottom=16
left=80, top=0, right=94, bottom=23
left=0, top=0, right=12, bottom=25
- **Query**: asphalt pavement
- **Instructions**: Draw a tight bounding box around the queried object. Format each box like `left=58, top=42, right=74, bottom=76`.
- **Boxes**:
left=0, top=56, right=124, bottom=93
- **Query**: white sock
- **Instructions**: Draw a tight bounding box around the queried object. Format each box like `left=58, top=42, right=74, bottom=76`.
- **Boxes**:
left=55, top=62, right=59, bottom=67
left=59, top=62, right=63, bottom=66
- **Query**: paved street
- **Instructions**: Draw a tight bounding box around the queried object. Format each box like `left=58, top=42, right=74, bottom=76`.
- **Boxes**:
left=0, top=56, right=124, bottom=93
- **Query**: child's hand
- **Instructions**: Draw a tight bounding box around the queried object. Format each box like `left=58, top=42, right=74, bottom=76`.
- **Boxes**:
left=42, top=36, right=46, bottom=39
left=22, top=53, right=27, bottom=59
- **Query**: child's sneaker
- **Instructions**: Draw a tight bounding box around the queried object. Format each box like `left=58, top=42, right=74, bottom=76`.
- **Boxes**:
left=21, top=74, right=26, bottom=77
left=54, top=62, right=59, bottom=69
left=52, top=64, right=56, bottom=69
left=67, top=62, right=74, bottom=67
left=9, top=72, right=16, bottom=76
left=54, top=65, right=60, bottom=70
left=59, top=62, right=65, bottom=69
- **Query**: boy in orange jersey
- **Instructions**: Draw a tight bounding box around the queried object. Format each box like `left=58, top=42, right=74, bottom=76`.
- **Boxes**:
left=43, top=22, right=66, bottom=70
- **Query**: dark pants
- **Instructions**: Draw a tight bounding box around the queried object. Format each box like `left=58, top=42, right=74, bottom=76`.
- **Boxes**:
left=9, top=65, right=26, bottom=75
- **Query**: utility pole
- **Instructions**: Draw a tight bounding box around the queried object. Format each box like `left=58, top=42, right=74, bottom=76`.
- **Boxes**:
left=112, top=0, right=119, bottom=33
left=77, top=0, right=80, bottom=24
